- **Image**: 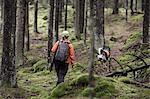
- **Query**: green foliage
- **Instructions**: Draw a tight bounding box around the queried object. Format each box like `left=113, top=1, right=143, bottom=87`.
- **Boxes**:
left=32, top=60, right=47, bottom=73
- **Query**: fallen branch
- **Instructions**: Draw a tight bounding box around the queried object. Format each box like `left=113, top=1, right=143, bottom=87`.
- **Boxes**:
left=106, top=64, right=150, bottom=77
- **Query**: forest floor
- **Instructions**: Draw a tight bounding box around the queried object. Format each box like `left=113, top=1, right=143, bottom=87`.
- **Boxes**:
left=0, top=7, right=150, bottom=99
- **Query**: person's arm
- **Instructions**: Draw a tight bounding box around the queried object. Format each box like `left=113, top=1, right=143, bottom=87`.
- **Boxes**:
left=51, top=41, right=59, bottom=53
left=69, top=44, right=75, bottom=65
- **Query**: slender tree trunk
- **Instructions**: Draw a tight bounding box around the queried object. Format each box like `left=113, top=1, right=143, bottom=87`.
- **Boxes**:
left=0, top=0, right=3, bottom=34
left=80, top=0, right=85, bottom=34
left=48, top=0, right=54, bottom=64
left=64, top=0, right=68, bottom=30
left=95, top=0, right=105, bottom=50
left=83, top=0, right=88, bottom=45
left=135, top=0, right=150, bottom=83
left=59, top=0, right=64, bottom=23
left=54, top=0, right=60, bottom=42
left=89, top=0, right=95, bottom=98
left=75, top=0, right=80, bottom=39
left=0, top=0, right=17, bottom=87
left=16, top=0, right=26, bottom=66
left=112, top=0, right=119, bottom=14
left=34, top=0, right=39, bottom=33
left=25, top=1, right=30, bottom=51
left=11, top=0, right=17, bottom=87
left=125, top=0, right=128, bottom=22
left=143, top=0, right=149, bottom=44
left=75, top=0, right=85, bottom=40
left=134, top=0, right=138, bottom=11
left=141, top=0, right=145, bottom=11
left=130, top=0, right=134, bottom=15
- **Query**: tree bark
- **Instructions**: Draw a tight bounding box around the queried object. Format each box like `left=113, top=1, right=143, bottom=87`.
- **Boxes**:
left=11, top=0, right=17, bottom=87
left=125, top=0, right=128, bottom=22
left=89, top=0, right=95, bottom=98
left=0, top=0, right=17, bottom=87
left=134, top=0, right=138, bottom=11
left=95, top=0, right=105, bottom=50
left=130, top=0, right=134, bottom=15
left=83, top=0, right=88, bottom=45
left=34, top=0, right=39, bottom=33
left=59, top=0, right=64, bottom=23
left=25, top=1, right=30, bottom=51
left=112, top=0, right=119, bottom=14
left=16, top=0, right=26, bottom=66
left=0, top=0, right=3, bottom=34
left=64, top=0, right=68, bottom=30
left=75, top=0, right=85, bottom=40
left=54, top=0, right=60, bottom=42
left=143, top=0, right=150, bottom=44
left=141, top=0, right=145, bottom=11
left=48, top=0, right=54, bottom=64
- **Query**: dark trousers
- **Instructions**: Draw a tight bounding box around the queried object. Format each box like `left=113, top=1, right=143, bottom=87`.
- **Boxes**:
left=54, top=61, right=69, bottom=85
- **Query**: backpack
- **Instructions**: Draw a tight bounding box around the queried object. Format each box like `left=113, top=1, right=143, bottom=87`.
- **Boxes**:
left=54, top=41, right=69, bottom=62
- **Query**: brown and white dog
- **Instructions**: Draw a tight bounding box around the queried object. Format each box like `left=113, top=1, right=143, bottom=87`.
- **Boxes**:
left=97, top=47, right=110, bottom=62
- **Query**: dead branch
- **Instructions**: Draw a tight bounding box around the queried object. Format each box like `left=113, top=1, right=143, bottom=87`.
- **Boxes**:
left=106, top=64, right=150, bottom=77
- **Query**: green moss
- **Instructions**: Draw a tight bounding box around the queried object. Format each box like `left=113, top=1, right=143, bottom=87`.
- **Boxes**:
left=0, top=87, right=31, bottom=99
left=26, top=56, right=40, bottom=66
left=50, top=83, right=71, bottom=98
left=32, top=60, right=47, bottom=73
left=70, top=74, right=89, bottom=87
left=35, top=44, right=46, bottom=49
left=72, top=63, right=85, bottom=72
left=123, top=32, right=142, bottom=49
left=81, top=88, right=91, bottom=97
left=118, top=77, right=131, bottom=83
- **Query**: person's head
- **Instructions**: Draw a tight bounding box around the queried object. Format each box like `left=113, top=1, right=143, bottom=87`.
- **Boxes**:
left=61, top=31, right=69, bottom=40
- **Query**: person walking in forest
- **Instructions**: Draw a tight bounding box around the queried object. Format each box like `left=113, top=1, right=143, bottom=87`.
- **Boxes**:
left=51, top=31, right=75, bottom=85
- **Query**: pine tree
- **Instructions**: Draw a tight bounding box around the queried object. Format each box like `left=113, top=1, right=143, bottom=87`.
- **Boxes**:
left=0, top=0, right=17, bottom=87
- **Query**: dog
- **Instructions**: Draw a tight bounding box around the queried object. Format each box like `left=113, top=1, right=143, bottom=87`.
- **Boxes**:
left=97, top=47, right=110, bottom=62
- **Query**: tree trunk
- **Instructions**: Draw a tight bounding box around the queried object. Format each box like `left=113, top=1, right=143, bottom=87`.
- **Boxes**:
left=130, top=0, right=134, bottom=15
left=16, top=0, right=26, bottom=66
left=34, top=0, right=39, bottom=33
left=64, top=0, right=68, bottom=30
left=95, top=0, right=105, bottom=50
left=143, top=0, right=149, bottom=44
left=54, top=0, right=60, bottom=42
left=0, top=0, right=17, bottom=87
left=83, top=0, right=88, bottom=45
left=89, top=0, right=95, bottom=98
left=75, top=0, right=85, bottom=40
left=48, top=0, right=54, bottom=64
left=0, top=0, right=3, bottom=34
left=141, top=0, right=145, bottom=11
left=134, top=0, right=138, bottom=11
left=125, top=0, right=128, bottom=22
left=75, top=0, right=80, bottom=39
left=25, top=1, right=30, bottom=51
left=59, top=0, right=64, bottom=23
left=112, top=0, right=119, bottom=14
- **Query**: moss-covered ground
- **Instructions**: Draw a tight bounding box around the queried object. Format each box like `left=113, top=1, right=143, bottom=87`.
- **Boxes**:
left=0, top=5, right=149, bottom=99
